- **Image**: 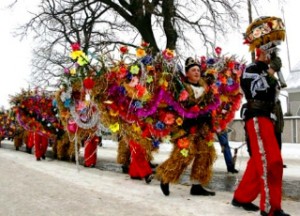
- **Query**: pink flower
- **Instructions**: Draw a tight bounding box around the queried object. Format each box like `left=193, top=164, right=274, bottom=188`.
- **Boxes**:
left=179, top=90, right=189, bottom=101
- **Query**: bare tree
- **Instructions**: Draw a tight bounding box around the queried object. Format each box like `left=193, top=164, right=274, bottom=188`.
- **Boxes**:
left=16, top=0, right=245, bottom=87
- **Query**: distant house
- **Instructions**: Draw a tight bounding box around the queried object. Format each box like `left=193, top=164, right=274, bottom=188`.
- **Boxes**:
left=285, top=61, right=300, bottom=116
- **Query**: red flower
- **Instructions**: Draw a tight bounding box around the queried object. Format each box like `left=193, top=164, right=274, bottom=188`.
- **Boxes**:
left=83, top=77, right=95, bottom=90
left=71, top=43, right=81, bottom=51
left=189, top=105, right=200, bottom=113
left=215, top=47, right=222, bottom=56
left=177, top=137, right=190, bottom=149
left=135, top=84, right=146, bottom=97
left=141, top=41, right=150, bottom=47
left=228, top=61, right=235, bottom=69
left=119, top=46, right=128, bottom=54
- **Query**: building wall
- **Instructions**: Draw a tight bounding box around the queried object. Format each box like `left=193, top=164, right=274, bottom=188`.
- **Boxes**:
left=228, top=117, right=300, bottom=143
left=288, top=92, right=300, bottom=115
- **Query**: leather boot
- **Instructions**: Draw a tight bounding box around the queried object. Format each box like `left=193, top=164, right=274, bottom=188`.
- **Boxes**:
left=190, top=184, right=215, bottom=196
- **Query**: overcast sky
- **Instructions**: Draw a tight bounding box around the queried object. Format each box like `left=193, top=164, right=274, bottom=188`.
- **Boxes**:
left=0, top=0, right=299, bottom=111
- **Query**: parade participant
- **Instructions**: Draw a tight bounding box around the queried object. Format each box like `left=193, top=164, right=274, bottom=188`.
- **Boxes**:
left=33, top=132, right=48, bottom=161
left=25, top=130, right=35, bottom=154
left=231, top=48, right=290, bottom=216
left=216, top=129, right=238, bottom=173
left=156, top=57, right=216, bottom=196
left=83, top=134, right=101, bottom=168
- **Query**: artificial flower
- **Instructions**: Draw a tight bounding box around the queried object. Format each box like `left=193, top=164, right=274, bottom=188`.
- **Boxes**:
left=136, top=48, right=146, bottom=58
left=70, top=68, right=76, bottom=76
left=146, top=75, right=153, bottom=83
left=109, top=109, right=119, bottom=117
left=119, top=46, right=128, bottom=54
left=135, top=84, right=147, bottom=97
left=77, top=53, right=89, bottom=66
left=152, top=139, right=160, bottom=148
left=162, top=112, right=175, bottom=125
left=177, top=137, right=190, bottom=149
left=155, top=121, right=165, bottom=130
left=215, top=47, right=222, bottom=56
left=70, top=50, right=84, bottom=60
left=180, top=148, right=189, bottom=157
left=71, top=43, right=80, bottom=51
left=141, top=41, right=150, bottom=47
left=179, top=90, right=189, bottom=101
left=109, top=122, right=120, bottom=133
left=130, top=65, right=140, bottom=74
left=175, top=117, right=183, bottom=126
left=83, top=77, right=95, bottom=90
left=162, top=48, right=175, bottom=61
left=117, top=66, right=128, bottom=79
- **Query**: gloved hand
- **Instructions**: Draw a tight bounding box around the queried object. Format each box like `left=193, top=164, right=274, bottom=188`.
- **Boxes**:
left=270, top=54, right=282, bottom=72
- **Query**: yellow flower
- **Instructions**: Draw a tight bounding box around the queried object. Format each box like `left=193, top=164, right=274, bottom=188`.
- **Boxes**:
left=176, top=117, right=183, bottom=126
left=132, top=124, right=141, bottom=133
left=146, top=75, right=153, bottom=83
left=136, top=48, right=146, bottom=58
left=109, top=109, right=119, bottom=117
left=77, top=53, right=89, bottom=66
left=70, top=50, right=84, bottom=60
left=180, top=148, right=189, bottom=157
left=109, top=123, right=120, bottom=133
left=130, top=65, right=140, bottom=75
left=70, top=68, right=76, bottom=76
left=207, top=141, right=214, bottom=147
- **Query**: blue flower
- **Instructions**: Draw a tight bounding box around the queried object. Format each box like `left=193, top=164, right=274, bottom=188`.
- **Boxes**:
left=227, top=78, right=234, bottom=86
left=152, top=139, right=160, bottom=148
left=155, top=121, right=165, bottom=130
left=64, top=98, right=71, bottom=108
left=132, top=100, right=143, bottom=109
left=216, top=80, right=221, bottom=87
left=52, top=99, right=57, bottom=107
left=141, top=55, right=153, bottom=65
left=118, top=86, right=126, bottom=95
left=126, top=73, right=133, bottom=80
left=206, top=58, right=215, bottom=65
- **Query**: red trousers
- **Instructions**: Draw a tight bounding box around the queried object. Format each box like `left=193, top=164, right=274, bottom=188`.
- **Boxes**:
left=234, top=117, right=283, bottom=214
left=30, top=132, right=48, bottom=159
left=84, top=136, right=99, bottom=167
left=27, top=131, right=35, bottom=149
left=128, top=140, right=152, bottom=178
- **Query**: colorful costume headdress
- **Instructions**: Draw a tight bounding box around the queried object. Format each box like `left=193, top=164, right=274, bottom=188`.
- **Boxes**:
left=243, top=16, right=285, bottom=53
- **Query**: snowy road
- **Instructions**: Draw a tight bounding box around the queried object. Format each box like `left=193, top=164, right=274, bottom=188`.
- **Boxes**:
left=0, top=147, right=299, bottom=216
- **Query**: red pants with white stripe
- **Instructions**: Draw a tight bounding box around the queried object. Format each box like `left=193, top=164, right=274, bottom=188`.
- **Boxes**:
left=234, top=117, right=283, bottom=215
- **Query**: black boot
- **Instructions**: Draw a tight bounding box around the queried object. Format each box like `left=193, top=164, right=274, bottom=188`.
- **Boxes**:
left=121, top=164, right=129, bottom=174
left=144, top=174, right=154, bottom=184
left=190, top=184, right=215, bottom=196
left=228, top=168, right=239, bottom=174
left=261, top=209, right=290, bottom=216
left=232, top=198, right=259, bottom=211
left=160, top=182, right=170, bottom=196
left=26, top=147, right=32, bottom=154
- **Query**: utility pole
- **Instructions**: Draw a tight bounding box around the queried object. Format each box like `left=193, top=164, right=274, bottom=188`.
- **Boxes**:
left=247, top=0, right=255, bottom=63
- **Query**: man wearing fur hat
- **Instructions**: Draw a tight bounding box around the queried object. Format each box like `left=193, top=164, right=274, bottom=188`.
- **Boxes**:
left=232, top=15, right=289, bottom=216
left=231, top=48, right=290, bottom=216
left=156, top=57, right=216, bottom=196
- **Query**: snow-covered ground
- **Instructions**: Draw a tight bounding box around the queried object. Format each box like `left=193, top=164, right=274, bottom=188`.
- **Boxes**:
left=0, top=140, right=299, bottom=216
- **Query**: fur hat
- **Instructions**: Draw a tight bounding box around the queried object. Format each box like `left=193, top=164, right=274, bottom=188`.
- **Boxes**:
left=243, top=16, right=285, bottom=52
left=185, top=57, right=200, bottom=72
